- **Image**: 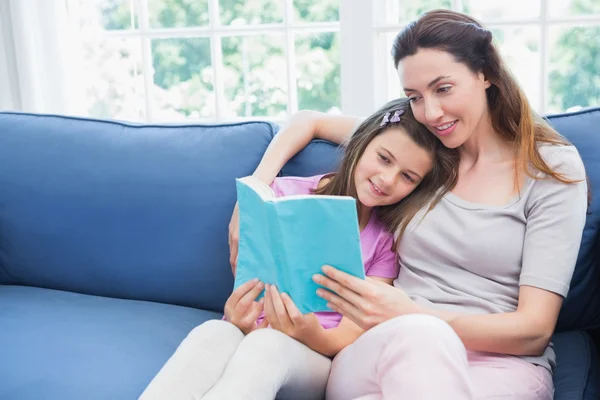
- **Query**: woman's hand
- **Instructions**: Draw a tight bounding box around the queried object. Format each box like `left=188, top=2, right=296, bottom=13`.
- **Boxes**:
left=264, top=284, right=324, bottom=344
left=224, top=278, right=268, bottom=335
left=228, top=203, right=240, bottom=275
left=313, top=266, right=420, bottom=331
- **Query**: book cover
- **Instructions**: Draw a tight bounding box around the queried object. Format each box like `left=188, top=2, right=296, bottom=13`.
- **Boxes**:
left=234, top=176, right=366, bottom=314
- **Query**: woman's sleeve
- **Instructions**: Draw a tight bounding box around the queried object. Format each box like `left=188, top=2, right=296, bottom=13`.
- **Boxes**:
left=519, top=146, right=588, bottom=297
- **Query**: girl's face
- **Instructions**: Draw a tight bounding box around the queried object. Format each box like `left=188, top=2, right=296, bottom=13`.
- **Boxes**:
left=354, top=127, right=433, bottom=208
left=397, top=48, right=491, bottom=149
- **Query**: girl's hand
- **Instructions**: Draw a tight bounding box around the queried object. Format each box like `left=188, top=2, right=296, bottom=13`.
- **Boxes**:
left=264, top=284, right=324, bottom=344
left=224, top=278, right=269, bottom=335
left=313, top=266, right=420, bottom=331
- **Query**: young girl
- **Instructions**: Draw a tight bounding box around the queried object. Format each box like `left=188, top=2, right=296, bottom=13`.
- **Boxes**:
left=139, top=98, right=458, bottom=400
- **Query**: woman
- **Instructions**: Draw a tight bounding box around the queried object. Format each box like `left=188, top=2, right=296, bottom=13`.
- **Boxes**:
left=228, top=9, right=588, bottom=400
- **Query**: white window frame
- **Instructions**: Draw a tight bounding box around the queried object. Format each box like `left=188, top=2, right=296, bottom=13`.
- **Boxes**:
left=340, top=0, right=600, bottom=116
left=67, top=0, right=340, bottom=123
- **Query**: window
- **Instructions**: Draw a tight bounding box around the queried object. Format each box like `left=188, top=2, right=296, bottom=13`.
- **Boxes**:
left=66, top=1, right=599, bottom=122
left=67, top=0, right=340, bottom=123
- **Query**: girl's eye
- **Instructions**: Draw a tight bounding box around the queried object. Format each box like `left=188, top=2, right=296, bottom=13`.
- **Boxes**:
left=402, top=172, right=415, bottom=183
left=437, top=86, right=451, bottom=94
left=378, top=153, right=390, bottom=163
left=408, top=96, right=421, bottom=103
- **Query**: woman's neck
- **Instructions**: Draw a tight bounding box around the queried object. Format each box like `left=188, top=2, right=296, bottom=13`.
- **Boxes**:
left=458, top=116, right=515, bottom=167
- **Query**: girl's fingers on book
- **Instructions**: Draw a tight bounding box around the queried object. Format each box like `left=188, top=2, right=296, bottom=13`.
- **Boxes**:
left=245, top=280, right=265, bottom=301
left=264, top=288, right=283, bottom=331
left=269, top=285, right=292, bottom=327
left=243, top=301, right=263, bottom=325
left=281, top=293, right=302, bottom=324
left=229, top=278, right=260, bottom=304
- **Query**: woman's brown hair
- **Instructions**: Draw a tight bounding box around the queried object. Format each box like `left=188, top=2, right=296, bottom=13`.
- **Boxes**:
left=314, top=98, right=459, bottom=247
left=391, top=9, right=578, bottom=187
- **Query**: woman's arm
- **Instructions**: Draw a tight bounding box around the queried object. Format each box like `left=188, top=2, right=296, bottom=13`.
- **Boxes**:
left=441, top=287, right=562, bottom=356
left=229, top=111, right=361, bottom=272
left=314, top=269, right=565, bottom=357
left=252, top=110, right=361, bottom=184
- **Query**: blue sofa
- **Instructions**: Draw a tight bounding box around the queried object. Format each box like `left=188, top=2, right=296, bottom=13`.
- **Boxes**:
left=0, top=107, right=599, bottom=400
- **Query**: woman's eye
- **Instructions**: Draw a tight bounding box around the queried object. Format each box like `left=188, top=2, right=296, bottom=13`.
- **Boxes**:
left=438, top=86, right=451, bottom=94
left=408, top=96, right=420, bottom=103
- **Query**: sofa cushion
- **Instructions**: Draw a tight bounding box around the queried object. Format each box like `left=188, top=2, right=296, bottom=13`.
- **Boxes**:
left=0, top=112, right=278, bottom=312
left=546, top=107, right=600, bottom=331
left=0, top=285, right=220, bottom=400
left=553, top=330, right=600, bottom=400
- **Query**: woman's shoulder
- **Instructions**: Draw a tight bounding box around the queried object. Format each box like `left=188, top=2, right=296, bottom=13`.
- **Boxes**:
left=535, top=143, right=586, bottom=181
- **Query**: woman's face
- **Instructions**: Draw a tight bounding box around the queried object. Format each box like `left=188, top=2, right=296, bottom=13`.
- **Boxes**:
left=397, top=48, right=491, bottom=149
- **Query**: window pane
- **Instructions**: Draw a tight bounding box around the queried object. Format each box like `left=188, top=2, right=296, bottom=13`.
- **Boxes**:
left=382, top=32, right=402, bottom=102
left=222, top=35, right=288, bottom=118
left=151, top=38, right=215, bottom=120
left=80, top=38, right=146, bottom=121
left=77, top=0, right=137, bottom=32
left=492, top=26, right=541, bottom=111
left=296, top=32, right=341, bottom=113
left=148, top=0, right=209, bottom=28
left=220, top=0, right=283, bottom=25
left=548, top=26, right=600, bottom=113
left=293, top=0, right=339, bottom=23
left=549, top=0, right=600, bottom=18
left=462, top=0, right=540, bottom=21
left=383, top=0, right=452, bottom=24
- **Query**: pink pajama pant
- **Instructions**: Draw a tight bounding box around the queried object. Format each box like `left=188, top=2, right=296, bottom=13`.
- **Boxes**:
left=326, top=314, right=554, bottom=400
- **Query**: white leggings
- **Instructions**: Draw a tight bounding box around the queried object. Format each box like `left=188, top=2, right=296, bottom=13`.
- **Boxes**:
left=138, top=319, right=332, bottom=400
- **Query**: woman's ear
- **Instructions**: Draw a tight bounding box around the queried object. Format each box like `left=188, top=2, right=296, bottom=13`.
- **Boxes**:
left=479, top=71, right=491, bottom=89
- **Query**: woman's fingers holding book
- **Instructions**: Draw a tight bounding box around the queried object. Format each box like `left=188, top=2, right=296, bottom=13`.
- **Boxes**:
left=313, top=272, right=364, bottom=308
left=321, top=265, right=370, bottom=295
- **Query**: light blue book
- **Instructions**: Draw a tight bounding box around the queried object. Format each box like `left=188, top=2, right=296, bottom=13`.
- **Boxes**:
left=234, top=176, right=366, bottom=314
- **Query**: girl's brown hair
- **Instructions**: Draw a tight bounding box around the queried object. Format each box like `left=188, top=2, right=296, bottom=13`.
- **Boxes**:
left=391, top=9, right=579, bottom=188
left=315, top=98, right=459, bottom=246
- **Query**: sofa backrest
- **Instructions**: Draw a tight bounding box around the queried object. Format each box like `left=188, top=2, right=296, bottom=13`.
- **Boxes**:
left=546, top=107, right=600, bottom=331
left=1, top=108, right=599, bottom=329
left=0, top=112, right=277, bottom=312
